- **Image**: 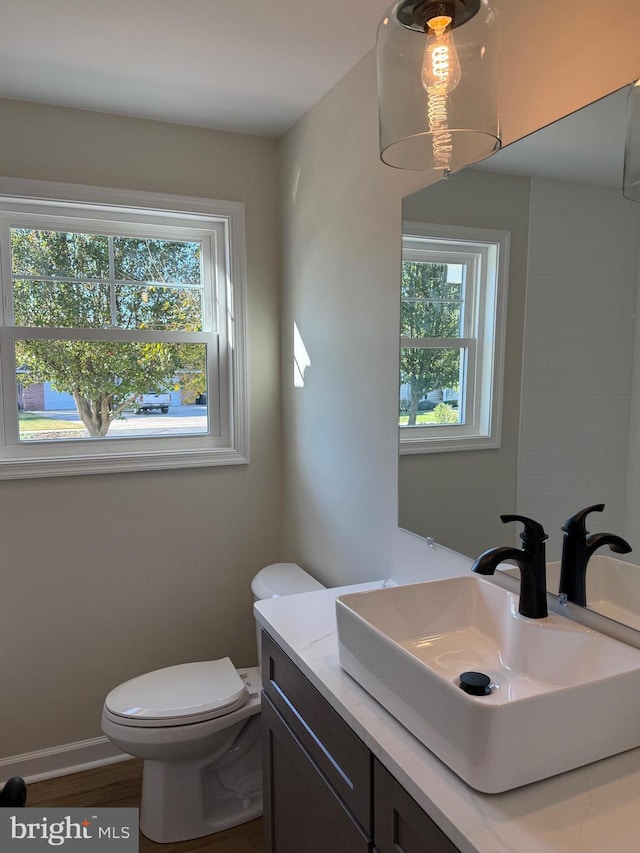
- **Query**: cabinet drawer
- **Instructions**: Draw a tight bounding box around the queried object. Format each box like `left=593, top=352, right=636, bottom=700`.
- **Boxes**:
left=261, top=630, right=372, bottom=832
left=263, top=693, right=372, bottom=853
left=374, top=760, right=459, bottom=853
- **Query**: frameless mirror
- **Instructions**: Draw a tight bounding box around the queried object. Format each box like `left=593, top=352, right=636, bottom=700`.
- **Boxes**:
left=398, top=84, right=640, bottom=630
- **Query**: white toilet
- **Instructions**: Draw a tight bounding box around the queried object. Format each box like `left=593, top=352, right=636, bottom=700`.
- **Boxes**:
left=101, top=563, right=325, bottom=843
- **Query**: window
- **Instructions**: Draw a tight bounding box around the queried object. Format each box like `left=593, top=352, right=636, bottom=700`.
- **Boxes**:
left=400, top=222, right=509, bottom=454
left=0, top=179, right=248, bottom=478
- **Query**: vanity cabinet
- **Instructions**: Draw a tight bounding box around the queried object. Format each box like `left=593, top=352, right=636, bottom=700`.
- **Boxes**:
left=261, top=631, right=459, bottom=853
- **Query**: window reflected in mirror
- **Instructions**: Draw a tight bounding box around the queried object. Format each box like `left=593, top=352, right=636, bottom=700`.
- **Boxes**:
left=399, top=224, right=508, bottom=454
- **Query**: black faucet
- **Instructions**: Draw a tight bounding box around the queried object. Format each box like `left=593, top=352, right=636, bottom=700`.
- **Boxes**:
left=558, top=504, right=632, bottom=606
left=471, top=515, right=549, bottom=619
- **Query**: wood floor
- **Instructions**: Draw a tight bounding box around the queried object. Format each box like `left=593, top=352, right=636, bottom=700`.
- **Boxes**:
left=26, top=759, right=264, bottom=853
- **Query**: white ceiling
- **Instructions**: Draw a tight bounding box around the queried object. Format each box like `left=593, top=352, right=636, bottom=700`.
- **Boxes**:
left=0, top=0, right=391, bottom=137
left=1, top=3, right=632, bottom=176
left=474, top=85, right=631, bottom=188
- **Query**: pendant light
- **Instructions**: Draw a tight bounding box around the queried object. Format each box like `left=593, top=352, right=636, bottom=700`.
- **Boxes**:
left=623, top=80, right=640, bottom=201
left=377, top=0, right=501, bottom=174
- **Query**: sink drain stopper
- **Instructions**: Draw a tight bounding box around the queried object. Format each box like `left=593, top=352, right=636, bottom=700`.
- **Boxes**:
left=459, top=671, right=492, bottom=696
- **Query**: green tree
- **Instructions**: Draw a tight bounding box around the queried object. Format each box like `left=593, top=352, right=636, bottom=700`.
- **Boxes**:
left=400, top=261, right=461, bottom=426
left=12, top=228, right=206, bottom=437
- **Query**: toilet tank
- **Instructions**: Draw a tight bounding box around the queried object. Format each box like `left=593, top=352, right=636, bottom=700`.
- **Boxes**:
left=252, top=563, right=325, bottom=664
left=252, top=562, right=325, bottom=601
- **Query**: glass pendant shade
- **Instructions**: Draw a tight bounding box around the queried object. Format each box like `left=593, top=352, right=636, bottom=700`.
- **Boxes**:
left=623, top=81, right=640, bottom=202
left=377, top=0, right=501, bottom=174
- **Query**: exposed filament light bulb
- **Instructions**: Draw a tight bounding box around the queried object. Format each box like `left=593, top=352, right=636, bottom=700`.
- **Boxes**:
left=421, top=15, right=461, bottom=94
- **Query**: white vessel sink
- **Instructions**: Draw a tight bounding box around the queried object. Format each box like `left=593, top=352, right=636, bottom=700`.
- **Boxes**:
left=336, top=576, right=640, bottom=793
left=501, top=556, right=640, bottom=631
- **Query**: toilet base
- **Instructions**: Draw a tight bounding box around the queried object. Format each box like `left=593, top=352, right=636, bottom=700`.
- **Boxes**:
left=141, top=772, right=262, bottom=844
left=140, top=713, right=263, bottom=843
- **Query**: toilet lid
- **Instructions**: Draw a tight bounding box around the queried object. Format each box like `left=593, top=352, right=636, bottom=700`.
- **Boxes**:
left=105, top=658, right=248, bottom=724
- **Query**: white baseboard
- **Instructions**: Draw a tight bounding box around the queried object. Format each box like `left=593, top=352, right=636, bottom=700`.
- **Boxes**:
left=0, top=736, right=130, bottom=785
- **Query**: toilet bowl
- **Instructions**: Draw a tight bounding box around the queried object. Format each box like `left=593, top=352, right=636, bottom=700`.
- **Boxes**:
left=101, top=563, right=324, bottom=844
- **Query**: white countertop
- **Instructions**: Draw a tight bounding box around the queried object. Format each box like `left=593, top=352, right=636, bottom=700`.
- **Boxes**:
left=255, top=578, right=640, bottom=853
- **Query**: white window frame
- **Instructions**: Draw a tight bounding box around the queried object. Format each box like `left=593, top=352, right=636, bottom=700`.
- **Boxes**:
left=0, top=178, right=249, bottom=479
left=400, top=221, right=509, bottom=454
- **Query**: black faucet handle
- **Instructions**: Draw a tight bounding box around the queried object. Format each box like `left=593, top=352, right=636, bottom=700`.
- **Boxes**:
left=561, top=504, right=605, bottom=535
left=500, top=514, right=549, bottom=544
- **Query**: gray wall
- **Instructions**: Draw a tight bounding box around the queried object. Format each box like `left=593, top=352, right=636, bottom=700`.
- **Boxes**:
left=279, top=1, right=640, bottom=586
left=398, top=170, right=530, bottom=557
left=0, top=99, right=283, bottom=758
left=518, top=179, right=640, bottom=560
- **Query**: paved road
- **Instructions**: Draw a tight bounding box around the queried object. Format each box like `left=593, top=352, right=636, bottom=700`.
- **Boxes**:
left=24, top=405, right=208, bottom=438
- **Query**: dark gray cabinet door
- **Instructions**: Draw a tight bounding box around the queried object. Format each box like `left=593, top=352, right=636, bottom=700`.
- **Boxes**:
left=261, top=630, right=372, bottom=831
left=374, top=760, right=459, bottom=853
left=262, top=692, right=372, bottom=853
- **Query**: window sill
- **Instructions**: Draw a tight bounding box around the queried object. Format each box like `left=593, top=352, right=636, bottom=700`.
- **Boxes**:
left=0, top=446, right=249, bottom=480
left=399, top=434, right=501, bottom=454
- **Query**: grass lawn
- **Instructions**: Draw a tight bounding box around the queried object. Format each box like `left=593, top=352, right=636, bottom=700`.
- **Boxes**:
left=18, top=412, right=84, bottom=433
left=398, top=412, right=438, bottom=426
left=399, top=406, right=460, bottom=427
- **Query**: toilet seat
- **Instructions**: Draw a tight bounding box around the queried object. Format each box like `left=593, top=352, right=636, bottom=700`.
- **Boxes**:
left=104, top=658, right=249, bottom=728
